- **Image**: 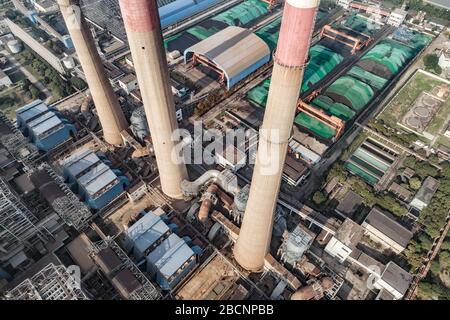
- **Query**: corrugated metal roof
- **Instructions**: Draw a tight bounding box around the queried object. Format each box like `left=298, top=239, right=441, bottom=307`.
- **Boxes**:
left=63, top=149, right=119, bottom=197
left=29, top=112, right=63, bottom=136
left=185, top=26, right=270, bottom=82
left=16, top=100, right=47, bottom=122
left=16, top=100, right=65, bottom=137
left=126, top=211, right=170, bottom=254
left=364, top=207, right=413, bottom=248
left=64, top=149, right=101, bottom=178
left=148, top=234, right=195, bottom=279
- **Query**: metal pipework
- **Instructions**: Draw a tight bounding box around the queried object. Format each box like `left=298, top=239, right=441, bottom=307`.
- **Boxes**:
left=118, top=0, right=187, bottom=199
left=234, top=0, right=320, bottom=272
left=57, top=0, right=128, bottom=146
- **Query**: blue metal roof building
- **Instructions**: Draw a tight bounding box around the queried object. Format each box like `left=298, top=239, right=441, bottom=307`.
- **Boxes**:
left=124, top=210, right=171, bottom=260
left=16, top=100, right=76, bottom=152
left=62, top=149, right=129, bottom=210
left=146, top=233, right=197, bottom=290
left=159, top=0, right=223, bottom=28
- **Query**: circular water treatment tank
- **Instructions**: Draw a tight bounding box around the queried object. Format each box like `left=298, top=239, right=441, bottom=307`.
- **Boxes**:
left=7, top=40, right=22, bottom=54
left=422, top=95, right=438, bottom=108
left=413, top=107, right=430, bottom=118
left=406, top=117, right=421, bottom=129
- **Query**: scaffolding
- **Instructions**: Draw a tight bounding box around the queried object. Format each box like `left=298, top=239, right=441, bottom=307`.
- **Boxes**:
left=0, top=177, right=51, bottom=261
left=37, top=163, right=92, bottom=231
left=320, top=25, right=371, bottom=54
left=0, top=112, right=39, bottom=171
left=88, top=238, right=161, bottom=300
left=5, top=263, right=88, bottom=300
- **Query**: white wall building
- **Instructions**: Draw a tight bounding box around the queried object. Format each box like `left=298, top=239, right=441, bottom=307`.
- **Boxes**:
left=118, top=74, right=139, bottom=95
left=439, top=50, right=450, bottom=70
left=0, top=69, right=12, bottom=87
left=325, top=219, right=364, bottom=263
left=388, top=9, right=408, bottom=27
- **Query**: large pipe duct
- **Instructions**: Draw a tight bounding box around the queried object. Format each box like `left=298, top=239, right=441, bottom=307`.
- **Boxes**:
left=57, top=0, right=128, bottom=146
left=118, top=0, right=187, bottom=199
left=234, top=0, right=319, bottom=272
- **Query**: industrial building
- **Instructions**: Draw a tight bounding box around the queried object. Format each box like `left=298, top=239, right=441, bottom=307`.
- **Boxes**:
left=374, top=261, right=413, bottom=300
left=80, top=0, right=226, bottom=42
left=16, top=100, right=76, bottom=152
left=89, top=238, right=161, bottom=300
left=146, top=233, right=197, bottom=290
left=279, top=224, right=316, bottom=267
left=362, top=207, right=413, bottom=254
left=124, top=208, right=201, bottom=290
left=184, top=26, right=271, bottom=89
left=325, top=219, right=364, bottom=263
left=61, top=149, right=129, bottom=210
left=124, top=208, right=171, bottom=260
left=345, top=138, right=398, bottom=187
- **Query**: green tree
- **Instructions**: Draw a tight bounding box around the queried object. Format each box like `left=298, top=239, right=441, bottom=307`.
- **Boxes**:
left=423, top=54, right=442, bottom=75
left=313, top=191, right=327, bottom=205
left=409, top=177, right=422, bottom=190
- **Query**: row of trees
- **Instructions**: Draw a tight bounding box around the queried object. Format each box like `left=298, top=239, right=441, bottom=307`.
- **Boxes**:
left=18, top=48, right=74, bottom=99
left=407, top=0, right=450, bottom=20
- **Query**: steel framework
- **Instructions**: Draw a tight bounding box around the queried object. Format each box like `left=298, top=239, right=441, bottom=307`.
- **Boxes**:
left=88, top=238, right=161, bottom=300
left=0, top=112, right=39, bottom=171
left=0, top=177, right=51, bottom=261
left=38, top=163, right=92, bottom=230
left=5, top=263, right=88, bottom=300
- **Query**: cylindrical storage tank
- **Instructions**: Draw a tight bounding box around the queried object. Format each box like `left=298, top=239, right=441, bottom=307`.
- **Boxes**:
left=7, top=40, right=22, bottom=54
left=130, top=106, right=150, bottom=141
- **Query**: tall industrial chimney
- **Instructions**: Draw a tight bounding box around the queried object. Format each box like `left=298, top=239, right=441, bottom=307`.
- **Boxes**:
left=118, top=0, right=187, bottom=199
left=58, top=0, right=128, bottom=146
left=234, top=0, right=319, bottom=272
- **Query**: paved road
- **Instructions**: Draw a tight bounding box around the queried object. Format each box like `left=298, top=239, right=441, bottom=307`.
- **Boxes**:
left=1, top=49, right=52, bottom=103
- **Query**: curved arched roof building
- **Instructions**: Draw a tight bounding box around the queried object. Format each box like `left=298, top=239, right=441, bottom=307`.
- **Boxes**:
left=184, top=26, right=271, bottom=89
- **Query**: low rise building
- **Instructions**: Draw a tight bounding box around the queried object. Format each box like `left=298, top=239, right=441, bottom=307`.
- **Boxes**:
left=439, top=50, right=450, bottom=70
left=388, top=9, right=408, bottom=27
left=118, top=74, right=138, bottom=95
left=325, top=219, right=364, bottom=263
left=16, top=100, right=76, bottom=152
left=362, top=207, right=413, bottom=254
left=410, top=176, right=440, bottom=211
left=374, top=262, right=413, bottom=300
left=0, top=69, right=12, bottom=87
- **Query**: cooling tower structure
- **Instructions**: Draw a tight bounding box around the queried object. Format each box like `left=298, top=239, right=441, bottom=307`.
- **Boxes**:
left=57, top=0, right=128, bottom=146
left=119, top=0, right=187, bottom=199
left=234, top=0, right=319, bottom=272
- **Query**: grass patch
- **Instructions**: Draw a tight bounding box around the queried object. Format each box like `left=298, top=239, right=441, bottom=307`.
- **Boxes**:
left=379, top=72, right=442, bottom=127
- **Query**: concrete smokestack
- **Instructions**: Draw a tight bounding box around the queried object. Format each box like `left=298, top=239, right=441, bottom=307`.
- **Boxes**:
left=58, top=0, right=128, bottom=146
left=118, top=0, right=187, bottom=199
left=234, top=0, right=319, bottom=272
